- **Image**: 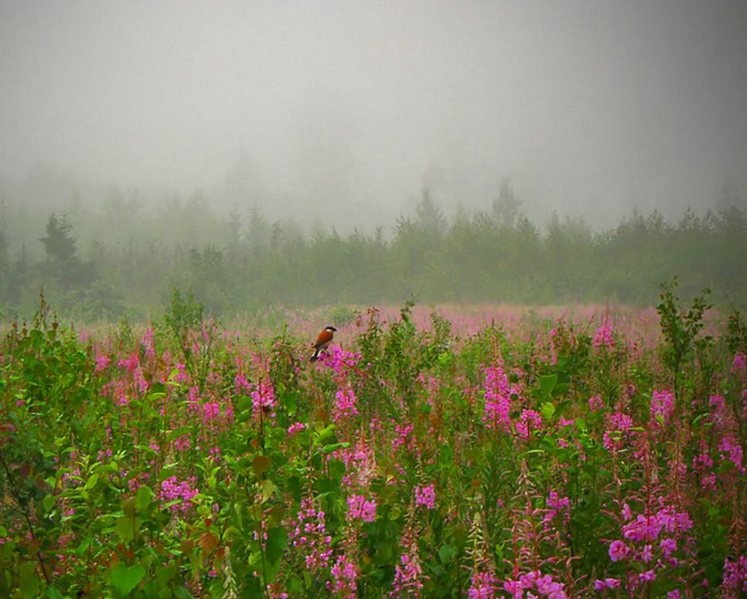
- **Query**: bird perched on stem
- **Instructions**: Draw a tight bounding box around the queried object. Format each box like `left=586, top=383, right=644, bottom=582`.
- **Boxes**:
left=310, top=326, right=337, bottom=362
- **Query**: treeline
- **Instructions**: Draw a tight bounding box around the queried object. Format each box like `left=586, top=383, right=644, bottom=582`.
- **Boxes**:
left=1, top=187, right=746, bottom=320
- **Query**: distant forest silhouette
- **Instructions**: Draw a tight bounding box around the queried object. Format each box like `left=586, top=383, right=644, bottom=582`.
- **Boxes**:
left=1, top=185, right=746, bottom=320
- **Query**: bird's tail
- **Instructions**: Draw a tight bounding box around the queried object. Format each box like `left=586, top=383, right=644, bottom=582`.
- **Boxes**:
left=310, top=349, right=320, bottom=362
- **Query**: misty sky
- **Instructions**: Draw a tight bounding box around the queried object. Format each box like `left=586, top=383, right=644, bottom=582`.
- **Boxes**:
left=1, top=0, right=746, bottom=230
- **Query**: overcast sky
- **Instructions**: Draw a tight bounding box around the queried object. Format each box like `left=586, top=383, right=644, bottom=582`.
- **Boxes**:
left=1, top=0, right=746, bottom=230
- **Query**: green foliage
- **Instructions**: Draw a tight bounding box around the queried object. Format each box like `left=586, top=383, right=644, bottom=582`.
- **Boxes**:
left=657, top=278, right=713, bottom=394
left=40, top=213, right=77, bottom=262
left=725, top=309, right=746, bottom=355
left=326, top=305, right=358, bottom=327
left=163, top=287, right=204, bottom=338
left=2, top=197, right=747, bottom=320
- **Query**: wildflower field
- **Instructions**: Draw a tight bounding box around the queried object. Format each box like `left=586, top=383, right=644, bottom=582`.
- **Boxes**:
left=1, top=289, right=747, bottom=598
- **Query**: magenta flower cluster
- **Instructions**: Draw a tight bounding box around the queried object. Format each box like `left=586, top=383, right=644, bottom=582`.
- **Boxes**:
left=250, top=378, right=276, bottom=420
left=328, top=554, right=358, bottom=598
left=414, top=483, right=436, bottom=510
left=503, top=570, right=568, bottom=599
left=592, top=322, right=615, bottom=348
left=483, top=364, right=519, bottom=432
left=158, top=476, right=199, bottom=514
left=288, top=497, right=332, bottom=571
left=650, top=389, right=674, bottom=426
left=345, top=494, right=376, bottom=523
left=333, top=386, right=359, bottom=423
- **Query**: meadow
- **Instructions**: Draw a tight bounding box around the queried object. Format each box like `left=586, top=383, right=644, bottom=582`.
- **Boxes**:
left=1, top=288, right=746, bottom=598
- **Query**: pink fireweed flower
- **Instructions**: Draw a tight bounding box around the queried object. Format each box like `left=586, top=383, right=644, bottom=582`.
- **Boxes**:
left=609, top=540, right=629, bottom=562
left=660, top=538, right=677, bottom=557
left=105, top=380, right=130, bottom=406
left=321, top=346, right=361, bottom=376
left=732, top=352, right=746, bottom=374
left=134, top=367, right=149, bottom=394
left=346, top=494, right=376, bottom=523
left=392, top=423, right=417, bottom=453
left=502, top=579, right=522, bottom=599
left=593, top=322, right=615, bottom=348
left=390, top=550, right=425, bottom=597
left=234, top=372, right=252, bottom=394
left=158, top=476, right=199, bottom=514
left=251, top=379, right=276, bottom=420
left=333, top=386, right=359, bottom=423
left=468, top=571, right=495, bottom=599
left=287, top=422, right=306, bottom=436
left=140, top=327, right=156, bottom=360
left=710, top=394, right=726, bottom=414
left=621, top=504, right=692, bottom=543
left=638, top=570, right=656, bottom=582
left=94, top=352, right=110, bottom=373
left=510, top=571, right=567, bottom=599
left=588, top=395, right=604, bottom=412
left=544, top=491, right=570, bottom=526
left=650, top=389, right=674, bottom=426
left=516, top=409, right=543, bottom=439
left=199, top=399, right=234, bottom=428
left=482, top=364, right=519, bottom=432
left=118, top=351, right=139, bottom=374
left=335, top=441, right=377, bottom=489
left=174, top=434, right=191, bottom=451
left=622, top=503, right=632, bottom=521
left=415, top=483, right=436, bottom=510
left=718, top=436, right=745, bottom=473
left=288, top=497, right=332, bottom=572
left=723, top=555, right=747, bottom=595
left=603, top=412, right=634, bottom=451
left=329, top=554, right=358, bottom=598
left=172, top=363, right=190, bottom=384
left=593, top=578, right=620, bottom=590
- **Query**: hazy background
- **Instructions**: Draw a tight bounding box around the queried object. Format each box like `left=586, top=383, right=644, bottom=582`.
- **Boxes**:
left=1, top=0, right=746, bottom=232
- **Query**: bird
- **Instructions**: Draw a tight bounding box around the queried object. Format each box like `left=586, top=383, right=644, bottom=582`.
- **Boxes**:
left=310, top=326, right=337, bottom=362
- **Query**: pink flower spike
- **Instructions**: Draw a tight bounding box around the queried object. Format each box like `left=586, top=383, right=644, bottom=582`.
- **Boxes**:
left=609, top=540, right=628, bottom=562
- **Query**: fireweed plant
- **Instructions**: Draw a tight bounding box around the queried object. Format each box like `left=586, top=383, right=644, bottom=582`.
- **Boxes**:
left=0, top=292, right=746, bottom=598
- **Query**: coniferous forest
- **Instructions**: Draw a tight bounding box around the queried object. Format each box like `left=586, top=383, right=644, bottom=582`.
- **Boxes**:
left=1, top=186, right=746, bottom=321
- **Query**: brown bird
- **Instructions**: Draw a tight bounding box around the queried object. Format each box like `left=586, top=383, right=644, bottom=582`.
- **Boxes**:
left=310, top=326, right=337, bottom=362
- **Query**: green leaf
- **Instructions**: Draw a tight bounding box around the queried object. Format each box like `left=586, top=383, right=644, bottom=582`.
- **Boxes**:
left=19, top=562, right=39, bottom=599
left=552, top=382, right=569, bottom=397
left=85, top=472, right=100, bottom=490
left=167, top=426, right=191, bottom=441
left=253, top=455, right=271, bottom=476
left=260, top=479, right=277, bottom=502
left=111, top=564, right=145, bottom=596
left=438, top=544, right=457, bottom=564
left=538, top=374, right=558, bottom=397
left=266, top=526, right=288, bottom=566
left=315, top=424, right=336, bottom=443
left=156, top=564, right=177, bottom=585
left=541, top=401, right=556, bottom=421
left=136, top=485, right=154, bottom=510
left=114, top=515, right=141, bottom=542
left=42, top=494, right=55, bottom=513
left=174, top=586, right=195, bottom=599
left=146, top=382, right=167, bottom=398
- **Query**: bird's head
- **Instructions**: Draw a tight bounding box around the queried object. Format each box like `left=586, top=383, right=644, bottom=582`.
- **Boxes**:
left=325, top=326, right=338, bottom=333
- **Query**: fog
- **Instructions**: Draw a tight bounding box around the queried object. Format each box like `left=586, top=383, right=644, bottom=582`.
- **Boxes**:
left=1, top=0, right=746, bottom=231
